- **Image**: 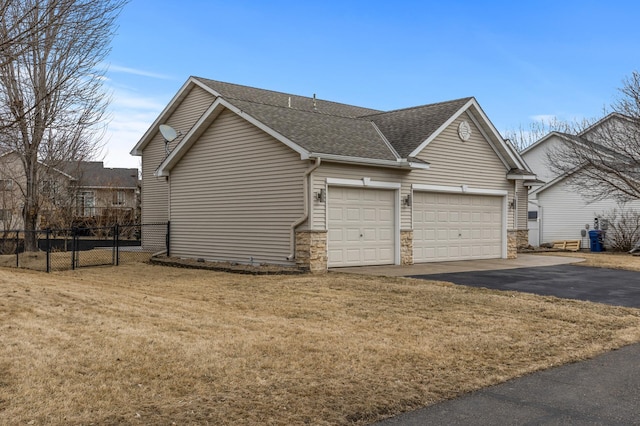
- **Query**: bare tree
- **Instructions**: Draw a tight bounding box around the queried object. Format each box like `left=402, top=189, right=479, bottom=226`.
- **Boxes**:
left=0, top=0, right=127, bottom=251
left=545, top=71, right=640, bottom=203
left=504, top=116, right=594, bottom=152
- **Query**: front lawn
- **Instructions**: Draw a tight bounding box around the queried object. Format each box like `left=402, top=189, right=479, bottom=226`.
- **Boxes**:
left=539, top=250, right=640, bottom=271
left=1, top=263, right=639, bottom=424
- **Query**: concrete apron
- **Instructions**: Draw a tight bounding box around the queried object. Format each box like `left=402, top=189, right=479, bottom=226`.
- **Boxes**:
left=330, top=254, right=585, bottom=277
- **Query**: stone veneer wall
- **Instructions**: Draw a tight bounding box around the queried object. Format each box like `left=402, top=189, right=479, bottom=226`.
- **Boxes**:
left=507, top=230, right=518, bottom=259
left=400, top=230, right=413, bottom=265
left=515, top=229, right=529, bottom=249
left=295, top=230, right=327, bottom=273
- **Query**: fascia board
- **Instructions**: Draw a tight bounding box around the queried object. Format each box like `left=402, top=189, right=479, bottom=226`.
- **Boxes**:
left=520, top=131, right=561, bottom=156
left=577, top=112, right=631, bottom=137
left=408, top=98, right=527, bottom=172
left=190, top=77, right=222, bottom=97
left=130, top=77, right=205, bottom=156
left=408, top=98, right=475, bottom=158
left=529, top=173, right=568, bottom=196
left=466, top=101, right=527, bottom=170
left=155, top=98, right=310, bottom=177
left=466, top=109, right=511, bottom=170
left=507, top=173, right=537, bottom=180
left=223, top=100, right=310, bottom=160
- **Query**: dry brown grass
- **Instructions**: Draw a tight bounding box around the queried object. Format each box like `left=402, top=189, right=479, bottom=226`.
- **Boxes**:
left=2, top=263, right=640, bottom=425
left=537, top=250, right=640, bottom=271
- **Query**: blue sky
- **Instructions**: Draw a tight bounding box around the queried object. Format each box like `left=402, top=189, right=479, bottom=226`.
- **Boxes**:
left=102, top=0, right=640, bottom=168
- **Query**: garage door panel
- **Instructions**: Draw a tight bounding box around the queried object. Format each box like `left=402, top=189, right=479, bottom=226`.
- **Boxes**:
left=328, top=207, right=343, bottom=221
left=362, top=228, right=377, bottom=241
left=414, top=192, right=503, bottom=262
left=328, top=187, right=396, bottom=267
left=346, top=208, right=360, bottom=221
left=379, top=228, right=392, bottom=241
left=379, top=209, right=392, bottom=221
left=346, top=228, right=360, bottom=241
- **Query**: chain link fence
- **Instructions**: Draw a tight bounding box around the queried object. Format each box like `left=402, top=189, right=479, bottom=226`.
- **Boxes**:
left=0, top=223, right=168, bottom=272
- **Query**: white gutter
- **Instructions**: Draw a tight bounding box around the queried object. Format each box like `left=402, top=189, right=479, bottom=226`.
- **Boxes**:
left=287, top=157, right=322, bottom=261
left=308, top=152, right=429, bottom=169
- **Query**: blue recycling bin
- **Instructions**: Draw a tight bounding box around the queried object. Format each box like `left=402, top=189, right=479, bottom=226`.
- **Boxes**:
left=588, top=230, right=603, bottom=252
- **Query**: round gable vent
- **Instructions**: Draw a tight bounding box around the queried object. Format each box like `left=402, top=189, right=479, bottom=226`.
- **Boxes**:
left=458, top=120, right=472, bottom=141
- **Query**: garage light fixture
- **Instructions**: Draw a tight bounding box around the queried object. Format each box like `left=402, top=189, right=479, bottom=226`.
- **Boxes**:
left=315, top=189, right=326, bottom=202
left=402, top=194, right=412, bottom=207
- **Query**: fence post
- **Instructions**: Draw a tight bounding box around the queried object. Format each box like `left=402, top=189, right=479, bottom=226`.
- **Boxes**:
left=46, top=229, right=51, bottom=273
left=15, top=231, right=19, bottom=268
left=166, top=221, right=171, bottom=257
left=71, top=227, right=77, bottom=270
left=114, top=224, right=119, bottom=266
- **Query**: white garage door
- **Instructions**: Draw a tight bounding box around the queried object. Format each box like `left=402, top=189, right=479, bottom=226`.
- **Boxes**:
left=413, top=192, right=503, bottom=262
left=328, top=187, right=395, bottom=267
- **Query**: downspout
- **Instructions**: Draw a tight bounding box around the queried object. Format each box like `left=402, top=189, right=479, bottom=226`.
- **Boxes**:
left=513, top=181, right=518, bottom=230
left=287, top=157, right=321, bottom=260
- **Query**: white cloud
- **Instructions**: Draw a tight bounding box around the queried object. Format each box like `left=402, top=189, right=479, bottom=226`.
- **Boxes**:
left=108, top=64, right=173, bottom=80
left=101, top=89, right=167, bottom=169
left=530, top=114, right=557, bottom=123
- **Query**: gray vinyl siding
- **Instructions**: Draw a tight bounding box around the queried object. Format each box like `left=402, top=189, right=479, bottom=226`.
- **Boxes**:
left=408, top=114, right=513, bottom=226
left=169, top=108, right=307, bottom=265
left=141, top=85, right=214, bottom=227
left=515, top=180, right=528, bottom=230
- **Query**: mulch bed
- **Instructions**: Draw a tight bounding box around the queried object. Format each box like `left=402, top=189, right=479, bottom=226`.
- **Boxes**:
left=149, top=255, right=307, bottom=275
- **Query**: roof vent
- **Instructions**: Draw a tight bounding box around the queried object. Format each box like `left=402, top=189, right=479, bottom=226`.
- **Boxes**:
left=313, top=93, right=317, bottom=112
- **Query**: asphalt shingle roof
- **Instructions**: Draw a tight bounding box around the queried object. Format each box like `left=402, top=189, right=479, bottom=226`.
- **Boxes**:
left=60, top=162, right=138, bottom=188
left=363, top=98, right=473, bottom=158
left=193, top=77, right=475, bottom=162
left=229, top=99, right=397, bottom=160
left=196, top=77, right=381, bottom=118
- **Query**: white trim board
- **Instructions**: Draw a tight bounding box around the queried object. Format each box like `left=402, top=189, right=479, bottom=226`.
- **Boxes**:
left=412, top=184, right=508, bottom=196
left=326, top=177, right=402, bottom=189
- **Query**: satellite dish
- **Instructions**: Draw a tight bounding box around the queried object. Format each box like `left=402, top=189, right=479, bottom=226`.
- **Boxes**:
left=159, top=124, right=178, bottom=142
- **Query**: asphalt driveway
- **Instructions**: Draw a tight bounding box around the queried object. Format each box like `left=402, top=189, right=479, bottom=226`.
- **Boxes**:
left=373, top=264, right=640, bottom=425
left=412, top=264, right=640, bottom=308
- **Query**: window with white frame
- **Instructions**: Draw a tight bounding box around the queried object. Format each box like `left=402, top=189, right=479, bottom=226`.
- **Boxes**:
left=112, top=190, right=125, bottom=205
left=77, top=191, right=95, bottom=216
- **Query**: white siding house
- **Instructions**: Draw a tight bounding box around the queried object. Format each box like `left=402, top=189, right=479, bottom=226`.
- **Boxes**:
left=521, top=115, right=640, bottom=247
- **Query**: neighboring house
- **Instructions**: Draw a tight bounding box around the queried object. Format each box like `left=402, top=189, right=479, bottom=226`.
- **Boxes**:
left=58, top=161, right=140, bottom=227
left=521, top=113, right=640, bottom=247
left=131, top=77, right=533, bottom=272
left=0, top=151, right=138, bottom=230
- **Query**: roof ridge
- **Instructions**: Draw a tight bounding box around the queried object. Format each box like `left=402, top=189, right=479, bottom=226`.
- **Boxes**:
left=360, top=96, right=474, bottom=118
left=193, top=76, right=382, bottom=115
left=226, top=96, right=379, bottom=120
